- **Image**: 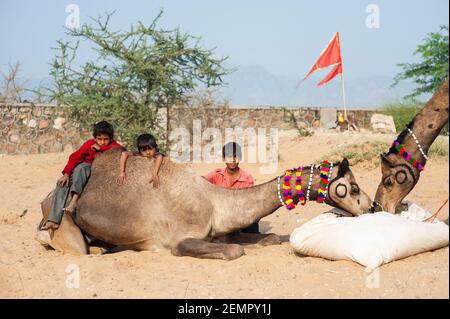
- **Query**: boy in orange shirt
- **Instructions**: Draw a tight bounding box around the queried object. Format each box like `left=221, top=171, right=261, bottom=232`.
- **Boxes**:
left=204, top=142, right=259, bottom=233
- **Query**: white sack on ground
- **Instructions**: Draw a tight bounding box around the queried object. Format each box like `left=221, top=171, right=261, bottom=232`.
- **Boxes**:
left=290, top=203, right=449, bottom=270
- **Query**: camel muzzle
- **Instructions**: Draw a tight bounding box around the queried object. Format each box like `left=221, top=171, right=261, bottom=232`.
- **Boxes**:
left=369, top=201, right=383, bottom=213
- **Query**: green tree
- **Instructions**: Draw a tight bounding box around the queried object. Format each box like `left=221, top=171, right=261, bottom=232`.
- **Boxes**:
left=393, top=25, right=448, bottom=99
left=45, top=11, right=231, bottom=149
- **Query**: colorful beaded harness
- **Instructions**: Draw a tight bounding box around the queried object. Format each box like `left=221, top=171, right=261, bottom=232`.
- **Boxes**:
left=391, top=127, right=426, bottom=172
left=277, top=161, right=334, bottom=210
left=316, top=160, right=334, bottom=203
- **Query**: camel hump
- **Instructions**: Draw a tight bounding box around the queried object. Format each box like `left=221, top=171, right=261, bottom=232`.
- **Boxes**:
left=91, top=147, right=123, bottom=166
left=91, top=146, right=192, bottom=180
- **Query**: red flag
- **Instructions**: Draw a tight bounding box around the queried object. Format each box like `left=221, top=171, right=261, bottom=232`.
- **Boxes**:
left=303, top=32, right=343, bottom=86
left=317, top=63, right=342, bottom=86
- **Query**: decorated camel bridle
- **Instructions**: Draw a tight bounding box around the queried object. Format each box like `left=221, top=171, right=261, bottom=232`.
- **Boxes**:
left=390, top=127, right=427, bottom=172
left=277, top=160, right=335, bottom=210
left=389, top=127, right=448, bottom=222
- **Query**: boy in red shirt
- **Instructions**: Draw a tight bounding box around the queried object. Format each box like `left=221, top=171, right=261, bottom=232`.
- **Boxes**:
left=204, top=142, right=259, bottom=233
left=41, top=121, right=121, bottom=230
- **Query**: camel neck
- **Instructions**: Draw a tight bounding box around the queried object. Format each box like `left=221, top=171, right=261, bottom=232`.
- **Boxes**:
left=208, top=177, right=281, bottom=235
left=399, top=81, right=449, bottom=165
left=209, top=165, right=338, bottom=235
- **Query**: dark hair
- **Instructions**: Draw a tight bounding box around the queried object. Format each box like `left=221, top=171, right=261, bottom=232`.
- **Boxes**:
left=93, top=121, right=114, bottom=139
left=137, top=133, right=158, bottom=152
left=222, top=142, right=242, bottom=159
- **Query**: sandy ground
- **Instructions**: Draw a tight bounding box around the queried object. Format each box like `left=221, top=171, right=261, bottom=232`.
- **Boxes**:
left=0, top=130, right=448, bottom=298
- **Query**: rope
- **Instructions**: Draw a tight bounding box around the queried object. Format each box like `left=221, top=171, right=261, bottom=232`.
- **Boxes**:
left=422, top=197, right=449, bottom=223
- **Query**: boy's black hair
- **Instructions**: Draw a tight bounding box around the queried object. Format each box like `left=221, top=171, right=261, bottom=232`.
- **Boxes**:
left=137, top=133, right=158, bottom=152
left=222, top=142, right=242, bottom=159
left=93, top=121, right=114, bottom=139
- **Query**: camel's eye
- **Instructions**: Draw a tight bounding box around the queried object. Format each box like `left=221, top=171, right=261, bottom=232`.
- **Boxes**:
left=395, top=171, right=407, bottom=184
left=383, top=176, right=393, bottom=187
left=350, top=184, right=360, bottom=194
left=336, top=184, right=347, bottom=198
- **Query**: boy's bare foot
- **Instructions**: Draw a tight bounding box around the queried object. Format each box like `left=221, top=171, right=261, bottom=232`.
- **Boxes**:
left=41, top=221, right=59, bottom=230
left=63, top=193, right=78, bottom=217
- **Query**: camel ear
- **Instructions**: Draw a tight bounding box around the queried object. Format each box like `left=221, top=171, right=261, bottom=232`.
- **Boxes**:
left=380, top=154, right=393, bottom=167
left=380, top=154, right=393, bottom=175
left=338, top=158, right=350, bottom=174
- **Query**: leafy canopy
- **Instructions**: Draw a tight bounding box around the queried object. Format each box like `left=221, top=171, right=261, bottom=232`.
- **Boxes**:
left=46, top=10, right=232, bottom=149
left=393, top=25, right=449, bottom=99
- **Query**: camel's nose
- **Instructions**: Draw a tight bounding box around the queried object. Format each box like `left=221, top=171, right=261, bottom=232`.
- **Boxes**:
left=369, top=201, right=383, bottom=213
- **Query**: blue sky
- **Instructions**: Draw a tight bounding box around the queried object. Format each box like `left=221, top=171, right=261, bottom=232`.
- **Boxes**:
left=0, top=0, right=448, bottom=104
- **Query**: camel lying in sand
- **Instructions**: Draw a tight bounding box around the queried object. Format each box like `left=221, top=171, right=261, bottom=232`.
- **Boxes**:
left=37, top=150, right=374, bottom=260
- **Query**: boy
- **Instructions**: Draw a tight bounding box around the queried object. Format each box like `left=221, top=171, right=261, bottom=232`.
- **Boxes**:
left=41, top=120, right=121, bottom=230
left=116, top=133, right=163, bottom=188
left=203, top=142, right=259, bottom=233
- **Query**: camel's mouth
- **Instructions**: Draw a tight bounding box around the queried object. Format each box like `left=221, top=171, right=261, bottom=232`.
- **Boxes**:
left=369, top=201, right=382, bottom=213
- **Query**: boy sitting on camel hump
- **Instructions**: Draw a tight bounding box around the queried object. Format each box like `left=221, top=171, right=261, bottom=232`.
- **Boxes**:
left=41, top=120, right=121, bottom=230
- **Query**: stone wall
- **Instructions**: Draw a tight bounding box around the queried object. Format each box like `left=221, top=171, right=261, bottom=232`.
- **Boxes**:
left=168, top=106, right=376, bottom=133
left=1, top=103, right=378, bottom=155
left=168, top=106, right=319, bottom=132
left=0, top=103, right=88, bottom=155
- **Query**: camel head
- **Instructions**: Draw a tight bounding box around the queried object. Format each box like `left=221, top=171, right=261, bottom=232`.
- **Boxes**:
left=374, top=79, right=449, bottom=213
left=326, top=158, right=374, bottom=216
left=374, top=148, right=420, bottom=214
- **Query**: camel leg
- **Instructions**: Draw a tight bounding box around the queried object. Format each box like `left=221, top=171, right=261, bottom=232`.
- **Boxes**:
left=36, top=214, right=88, bottom=255
left=219, top=232, right=283, bottom=247
left=51, top=214, right=88, bottom=255
left=172, top=238, right=245, bottom=260
left=38, top=190, right=88, bottom=255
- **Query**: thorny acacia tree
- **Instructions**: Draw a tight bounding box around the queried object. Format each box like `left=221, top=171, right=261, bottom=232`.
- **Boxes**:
left=46, top=11, right=231, bottom=148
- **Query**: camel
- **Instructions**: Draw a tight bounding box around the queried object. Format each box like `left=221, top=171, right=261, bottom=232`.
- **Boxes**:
left=37, top=149, right=374, bottom=260
left=374, top=79, right=449, bottom=213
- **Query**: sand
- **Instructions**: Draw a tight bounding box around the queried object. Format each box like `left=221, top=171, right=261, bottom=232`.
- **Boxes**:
left=0, top=130, right=448, bottom=298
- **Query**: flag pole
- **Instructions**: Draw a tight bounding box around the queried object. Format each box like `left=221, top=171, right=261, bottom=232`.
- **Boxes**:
left=340, top=72, right=347, bottom=120
left=338, top=32, right=347, bottom=120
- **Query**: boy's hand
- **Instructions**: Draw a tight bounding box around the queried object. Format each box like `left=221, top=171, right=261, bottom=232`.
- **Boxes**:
left=150, top=174, right=160, bottom=189
left=57, top=173, right=70, bottom=187
left=91, top=143, right=100, bottom=152
left=116, top=172, right=126, bottom=186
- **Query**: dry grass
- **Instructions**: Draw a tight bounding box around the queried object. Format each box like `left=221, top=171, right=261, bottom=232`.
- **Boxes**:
left=324, top=137, right=449, bottom=168
left=429, top=136, right=449, bottom=157
left=324, top=141, right=390, bottom=168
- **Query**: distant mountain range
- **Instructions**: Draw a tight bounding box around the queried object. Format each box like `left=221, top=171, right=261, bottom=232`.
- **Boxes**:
left=216, top=65, right=430, bottom=109
left=22, top=64, right=429, bottom=108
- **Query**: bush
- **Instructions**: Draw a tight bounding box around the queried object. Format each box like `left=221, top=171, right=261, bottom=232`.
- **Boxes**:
left=382, top=100, right=448, bottom=135
left=283, top=108, right=314, bottom=137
